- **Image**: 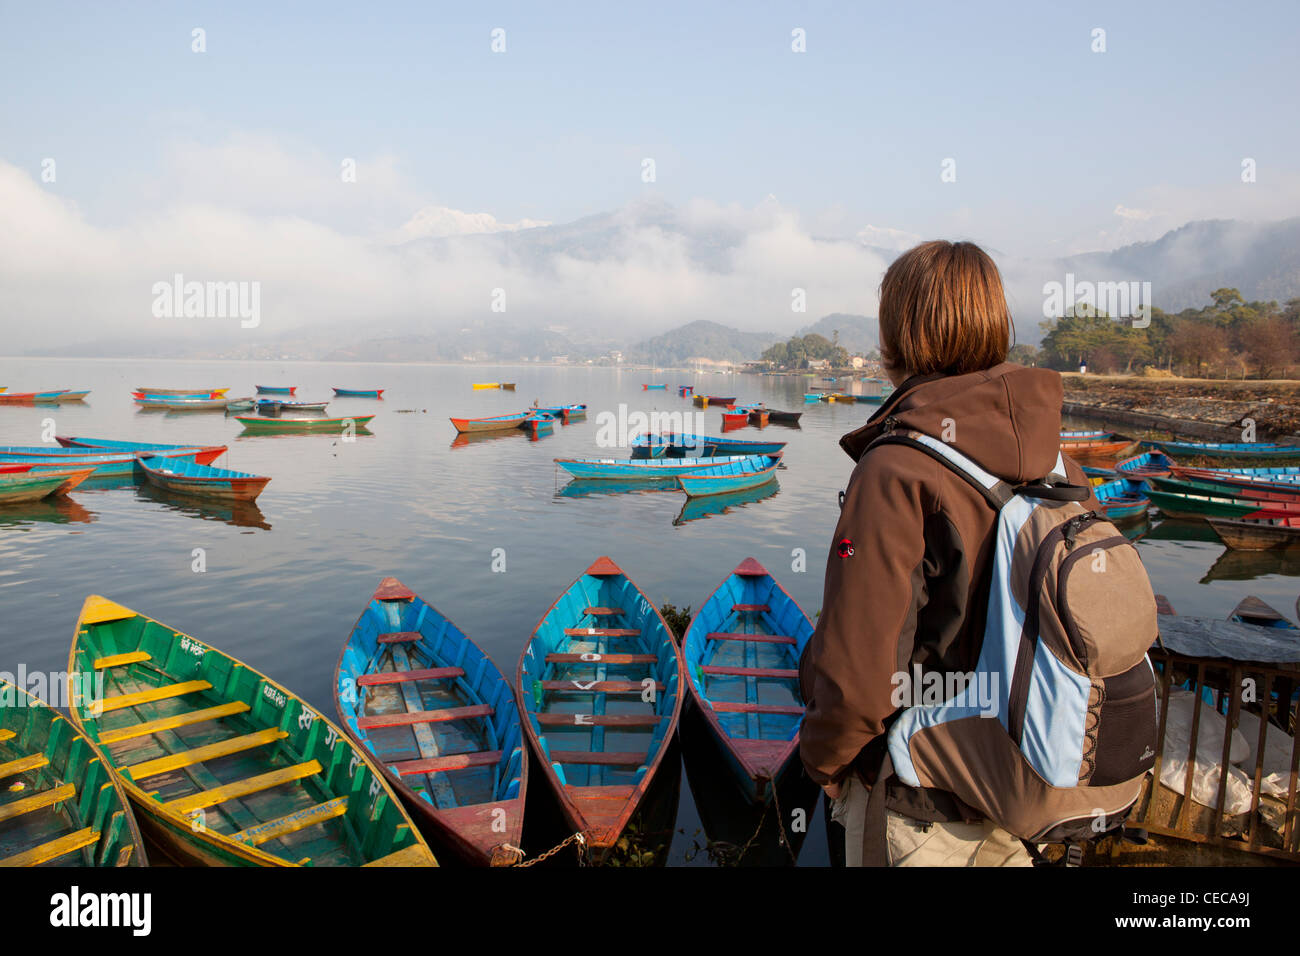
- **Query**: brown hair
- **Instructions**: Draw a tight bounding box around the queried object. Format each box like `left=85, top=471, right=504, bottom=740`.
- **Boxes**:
left=878, top=240, right=1011, bottom=376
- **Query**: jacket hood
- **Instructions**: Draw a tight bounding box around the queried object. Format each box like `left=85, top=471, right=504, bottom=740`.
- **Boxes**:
left=839, top=362, right=1064, bottom=484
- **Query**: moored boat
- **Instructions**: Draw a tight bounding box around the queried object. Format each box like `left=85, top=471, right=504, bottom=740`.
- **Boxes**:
left=67, top=596, right=438, bottom=867
left=0, top=445, right=223, bottom=477
left=693, top=395, right=737, bottom=407
left=0, top=467, right=96, bottom=504
left=56, top=437, right=226, bottom=455
left=236, top=414, right=375, bottom=433
left=332, top=388, right=385, bottom=398
left=803, top=393, right=821, bottom=403
left=531, top=403, right=587, bottom=423
left=500, top=383, right=516, bottom=391
left=721, top=411, right=749, bottom=429
left=135, top=396, right=252, bottom=411
left=1146, top=488, right=1300, bottom=520
left=676, top=454, right=782, bottom=498
left=1228, top=595, right=1297, bottom=629
left=642, top=384, right=668, bottom=390
left=680, top=558, right=813, bottom=803
left=630, top=432, right=787, bottom=459
left=1060, top=430, right=1114, bottom=441
left=1093, top=478, right=1150, bottom=521
left=556, top=455, right=751, bottom=480
left=515, top=557, right=683, bottom=860
left=1158, top=440, right=1300, bottom=460
left=0, top=679, right=147, bottom=867
left=1059, top=439, right=1139, bottom=460
left=1208, top=514, right=1300, bottom=550
left=471, top=383, right=500, bottom=391
left=766, top=409, right=803, bottom=424
left=335, top=578, right=527, bottom=866
left=255, top=386, right=297, bottom=395
left=1115, top=451, right=1174, bottom=478
left=136, top=457, right=271, bottom=502
left=0, top=390, right=69, bottom=404
left=135, top=387, right=229, bottom=397
left=49, top=390, right=91, bottom=402
left=449, top=411, right=533, bottom=434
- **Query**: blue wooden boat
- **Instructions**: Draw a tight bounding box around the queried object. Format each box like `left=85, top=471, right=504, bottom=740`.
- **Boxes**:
left=1094, top=478, right=1150, bottom=520
left=681, top=558, right=813, bottom=803
left=1061, top=430, right=1114, bottom=441
left=1179, top=465, right=1300, bottom=482
left=629, top=432, right=787, bottom=459
left=1229, top=596, right=1298, bottom=630
left=515, top=556, right=682, bottom=859
left=556, top=455, right=750, bottom=480
left=56, top=437, right=215, bottom=454
left=676, top=454, right=782, bottom=498
left=255, top=386, right=297, bottom=395
left=136, top=456, right=271, bottom=502
left=225, top=399, right=256, bottom=411
left=1115, top=451, right=1174, bottom=478
left=678, top=386, right=694, bottom=397
left=134, top=396, right=247, bottom=410
left=1157, top=440, right=1300, bottom=460
left=673, top=479, right=780, bottom=525
left=642, top=384, right=668, bottom=390
left=335, top=578, right=527, bottom=866
left=332, top=388, right=385, bottom=399
left=803, top=393, right=820, bottom=403
left=450, top=411, right=532, bottom=434
left=531, top=403, right=587, bottom=422
left=0, top=446, right=221, bottom=477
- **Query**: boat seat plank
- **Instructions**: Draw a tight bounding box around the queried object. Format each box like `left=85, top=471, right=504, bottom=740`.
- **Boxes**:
left=98, top=679, right=212, bottom=714
left=376, top=632, right=422, bottom=644
left=0, top=753, right=49, bottom=780
left=356, top=704, right=492, bottom=730
left=93, top=651, right=152, bottom=669
left=232, top=796, right=348, bottom=847
left=363, top=843, right=434, bottom=867
left=583, top=607, right=624, bottom=616
left=534, top=713, right=660, bottom=727
left=706, top=632, right=796, bottom=645
left=355, top=667, right=463, bottom=687
left=549, top=750, right=646, bottom=766
left=562, top=628, right=640, bottom=637
left=540, top=680, right=665, bottom=693
left=389, top=750, right=501, bottom=776
left=545, top=653, right=657, bottom=664
left=0, top=783, right=77, bottom=823
left=701, top=665, right=799, bottom=679
left=97, top=701, right=251, bottom=745
left=0, top=827, right=98, bottom=867
left=124, top=727, right=289, bottom=780
left=164, top=759, right=322, bottom=815
left=0, top=729, right=14, bottom=743
left=731, top=604, right=771, bottom=613
left=709, top=701, right=804, bottom=716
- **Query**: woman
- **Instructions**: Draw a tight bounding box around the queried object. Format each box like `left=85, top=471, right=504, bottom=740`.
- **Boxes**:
left=798, top=240, right=1097, bottom=867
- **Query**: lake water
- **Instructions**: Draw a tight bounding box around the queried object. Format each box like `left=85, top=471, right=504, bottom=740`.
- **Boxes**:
left=2, top=357, right=1296, bottom=866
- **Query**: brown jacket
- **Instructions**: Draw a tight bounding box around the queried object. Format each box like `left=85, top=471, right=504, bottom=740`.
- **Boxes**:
left=798, top=362, right=1099, bottom=817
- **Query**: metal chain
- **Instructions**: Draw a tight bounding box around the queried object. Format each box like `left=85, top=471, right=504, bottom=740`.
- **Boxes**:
left=491, top=832, right=586, bottom=867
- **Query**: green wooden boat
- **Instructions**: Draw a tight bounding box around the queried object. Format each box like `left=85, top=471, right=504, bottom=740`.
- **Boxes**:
left=1, top=679, right=147, bottom=866
left=236, top=414, right=374, bottom=433
left=1146, top=488, right=1263, bottom=519
left=68, top=596, right=437, bottom=867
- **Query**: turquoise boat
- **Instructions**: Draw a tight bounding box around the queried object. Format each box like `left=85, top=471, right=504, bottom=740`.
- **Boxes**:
left=629, top=432, right=787, bottom=459
left=803, top=394, right=820, bottom=403
left=676, top=454, right=782, bottom=498
left=0, top=446, right=222, bottom=477
left=531, top=403, right=587, bottom=422
left=56, top=437, right=212, bottom=453
left=1061, top=430, right=1114, bottom=441
left=1094, top=478, right=1150, bottom=520
left=1157, top=441, right=1300, bottom=460
left=136, top=457, right=271, bottom=502
left=555, top=455, right=750, bottom=480
left=680, top=558, right=813, bottom=803
left=255, top=386, right=297, bottom=395
left=335, top=578, right=527, bottom=866
left=332, top=388, right=385, bottom=399
left=1115, top=451, right=1174, bottom=478
left=515, top=556, right=683, bottom=861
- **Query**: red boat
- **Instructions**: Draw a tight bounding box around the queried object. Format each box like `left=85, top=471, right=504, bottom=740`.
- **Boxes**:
left=721, top=411, right=749, bottom=429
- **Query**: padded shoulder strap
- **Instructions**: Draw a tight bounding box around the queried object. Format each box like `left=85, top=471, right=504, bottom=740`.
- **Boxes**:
left=869, top=429, right=1086, bottom=507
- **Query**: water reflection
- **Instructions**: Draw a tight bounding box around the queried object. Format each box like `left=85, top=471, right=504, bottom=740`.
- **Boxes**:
left=1201, top=547, right=1300, bottom=583
left=674, top=480, right=780, bottom=526
left=134, top=483, right=271, bottom=530
left=0, top=496, right=95, bottom=528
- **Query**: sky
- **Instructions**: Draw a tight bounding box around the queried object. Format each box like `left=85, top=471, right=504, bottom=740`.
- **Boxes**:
left=1, top=1, right=1298, bottom=350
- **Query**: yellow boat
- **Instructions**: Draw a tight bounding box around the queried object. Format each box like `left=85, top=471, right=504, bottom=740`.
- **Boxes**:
left=472, top=383, right=500, bottom=390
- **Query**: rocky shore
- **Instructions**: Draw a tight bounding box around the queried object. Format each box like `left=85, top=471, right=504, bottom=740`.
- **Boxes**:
left=1060, top=374, right=1300, bottom=440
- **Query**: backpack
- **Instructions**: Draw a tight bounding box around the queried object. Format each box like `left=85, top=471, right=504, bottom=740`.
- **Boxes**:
left=862, top=428, right=1158, bottom=862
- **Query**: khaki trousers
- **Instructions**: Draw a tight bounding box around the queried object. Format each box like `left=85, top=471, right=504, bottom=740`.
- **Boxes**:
left=830, top=775, right=1034, bottom=867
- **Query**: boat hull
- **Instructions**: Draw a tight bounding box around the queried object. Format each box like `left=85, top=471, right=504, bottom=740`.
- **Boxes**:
left=1208, top=518, right=1300, bottom=550
left=333, top=388, right=385, bottom=398
left=676, top=455, right=782, bottom=497
left=450, top=413, right=531, bottom=434
left=237, top=414, right=374, bottom=432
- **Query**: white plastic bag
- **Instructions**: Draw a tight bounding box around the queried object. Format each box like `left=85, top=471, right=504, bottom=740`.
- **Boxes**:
left=1155, top=688, right=1254, bottom=815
